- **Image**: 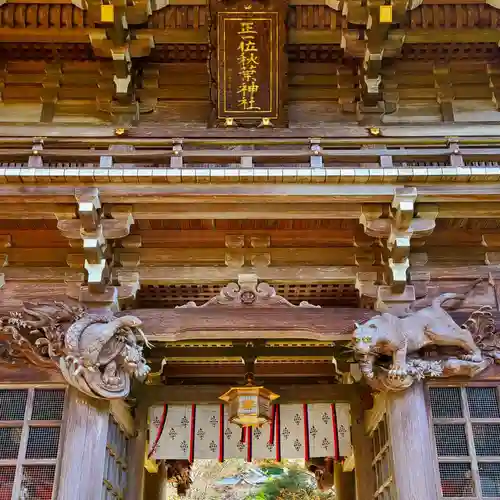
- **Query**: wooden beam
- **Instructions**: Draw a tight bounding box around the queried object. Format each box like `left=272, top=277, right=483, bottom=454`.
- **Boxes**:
left=406, top=29, right=500, bottom=44
left=137, top=229, right=360, bottom=247
left=0, top=123, right=499, bottom=139
left=2, top=0, right=87, bottom=5
left=133, top=27, right=500, bottom=47
left=0, top=28, right=90, bottom=44
left=137, top=265, right=360, bottom=284
left=124, top=307, right=376, bottom=342
left=153, top=345, right=340, bottom=359
left=136, top=383, right=366, bottom=406
left=4, top=197, right=500, bottom=220
left=0, top=363, right=64, bottom=384
left=116, top=247, right=362, bottom=266
left=162, top=363, right=339, bottom=378
left=149, top=0, right=344, bottom=8
left=1, top=265, right=358, bottom=284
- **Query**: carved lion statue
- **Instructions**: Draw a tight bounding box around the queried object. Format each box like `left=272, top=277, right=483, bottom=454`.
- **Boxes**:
left=59, top=314, right=151, bottom=399
left=352, top=293, right=483, bottom=381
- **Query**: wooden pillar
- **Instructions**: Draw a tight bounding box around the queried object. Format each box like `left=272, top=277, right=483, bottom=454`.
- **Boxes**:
left=143, top=462, right=170, bottom=500
left=56, top=388, right=110, bottom=500
left=144, top=470, right=161, bottom=500
left=334, top=461, right=356, bottom=500
left=125, top=404, right=147, bottom=500
left=387, top=383, right=439, bottom=500
left=351, top=400, right=375, bottom=500
left=158, top=461, right=169, bottom=500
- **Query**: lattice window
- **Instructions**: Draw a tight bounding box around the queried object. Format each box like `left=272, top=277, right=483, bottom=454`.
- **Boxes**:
left=429, top=386, right=500, bottom=499
left=0, top=387, right=66, bottom=500
left=371, top=413, right=397, bottom=500
left=137, top=282, right=359, bottom=307
left=102, top=416, right=129, bottom=500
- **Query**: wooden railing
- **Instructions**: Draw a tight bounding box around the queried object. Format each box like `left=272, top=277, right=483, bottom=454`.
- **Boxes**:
left=0, top=138, right=500, bottom=169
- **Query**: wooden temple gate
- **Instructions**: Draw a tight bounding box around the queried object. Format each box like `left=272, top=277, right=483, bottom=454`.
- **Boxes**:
left=1, top=0, right=500, bottom=497
left=2, top=270, right=500, bottom=499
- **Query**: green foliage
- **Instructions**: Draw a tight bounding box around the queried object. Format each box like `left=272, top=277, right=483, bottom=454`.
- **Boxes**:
left=245, top=465, right=335, bottom=500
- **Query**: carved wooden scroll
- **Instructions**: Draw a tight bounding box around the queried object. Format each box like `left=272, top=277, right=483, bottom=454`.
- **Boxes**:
left=209, top=0, right=287, bottom=127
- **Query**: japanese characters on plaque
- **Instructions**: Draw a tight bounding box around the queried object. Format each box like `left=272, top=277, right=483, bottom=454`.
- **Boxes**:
left=217, top=11, right=279, bottom=121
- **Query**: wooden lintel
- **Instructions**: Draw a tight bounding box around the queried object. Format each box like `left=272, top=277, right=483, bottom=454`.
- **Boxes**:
left=0, top=28, right=90, bottom=44
left=0, top=363, right=65, bottom=384
left=0, top=26, right=494, bottom=48
left=4, top=198, right=500, bottom=219
left=136, top=383, right=366, bottom=406
left=123, top=307, right=376, bottom=342
left=0, top=124, right=499, bottom=140
left=137, top=265, right=358, bottom=284
left=405, top=28, right=500, bottom=45
left=149, top=0, right=342, bottom=8
left=2, top=0, right=87, bottom=5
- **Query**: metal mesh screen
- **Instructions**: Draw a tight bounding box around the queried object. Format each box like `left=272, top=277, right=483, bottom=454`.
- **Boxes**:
left=439, top=462, right=475, bottom=497
left=20, top=465, right=56, bottom=500
left=0, top=428, right=22, bottom=460
left=0, top=389, right=28, bottom=421
left=434, top=424, right=469, bottom=456
left=429, top=387, right=463, bottom=418
left=0, top=387, right=65, bottom=500
left=102, top=416, right=129, bottom=500
left=26, top=427, right=61, bottom=460
left=429, top=385, right=500, bottom=500
left=137, top=282, right=359, bottom=307
left=467, top=388, right=500, bottom=419
left=31, top=389, right=65, bottom=421
left=478, top=463, right=500, bottom=498
left=0, top=466, right=15, bottom=499
left=472, top=424, right=500, bottom=457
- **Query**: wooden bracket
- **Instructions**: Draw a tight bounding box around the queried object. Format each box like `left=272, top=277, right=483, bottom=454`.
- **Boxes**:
left=360, top=188, right=438, bottom=292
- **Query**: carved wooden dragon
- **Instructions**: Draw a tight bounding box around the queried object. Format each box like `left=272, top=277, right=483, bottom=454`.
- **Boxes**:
left=0, top=302, right=151, bottom=399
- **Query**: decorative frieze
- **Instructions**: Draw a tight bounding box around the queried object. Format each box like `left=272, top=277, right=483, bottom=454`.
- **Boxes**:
left=177, top=274, right=320, bottom=309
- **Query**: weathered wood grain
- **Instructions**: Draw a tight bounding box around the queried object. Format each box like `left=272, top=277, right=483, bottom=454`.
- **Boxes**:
left=386, top=383, right=440, bottom=500
left=124, top=307, right=376, bottom=341
left=56, top=389, right=110, bottom=500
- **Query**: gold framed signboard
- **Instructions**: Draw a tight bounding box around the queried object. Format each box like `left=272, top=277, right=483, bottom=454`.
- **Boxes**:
left=217, top=10, right=280, bottom=121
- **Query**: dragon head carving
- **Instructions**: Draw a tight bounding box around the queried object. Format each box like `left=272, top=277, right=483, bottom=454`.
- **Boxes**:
left=0, top=302, right=151, bottom=400
left=61, top=313, right=151, bottom=399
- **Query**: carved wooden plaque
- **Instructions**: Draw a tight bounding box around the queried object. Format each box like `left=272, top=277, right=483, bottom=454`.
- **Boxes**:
left=211, top=0, right=287, bottom=126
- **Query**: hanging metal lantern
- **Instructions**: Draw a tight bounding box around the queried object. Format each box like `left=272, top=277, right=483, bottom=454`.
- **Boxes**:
left=219, top=385, right=280, bottom=427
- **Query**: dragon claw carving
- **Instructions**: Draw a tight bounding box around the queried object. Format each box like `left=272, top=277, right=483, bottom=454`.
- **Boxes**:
left=0, top=302, right=150, bottom=400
